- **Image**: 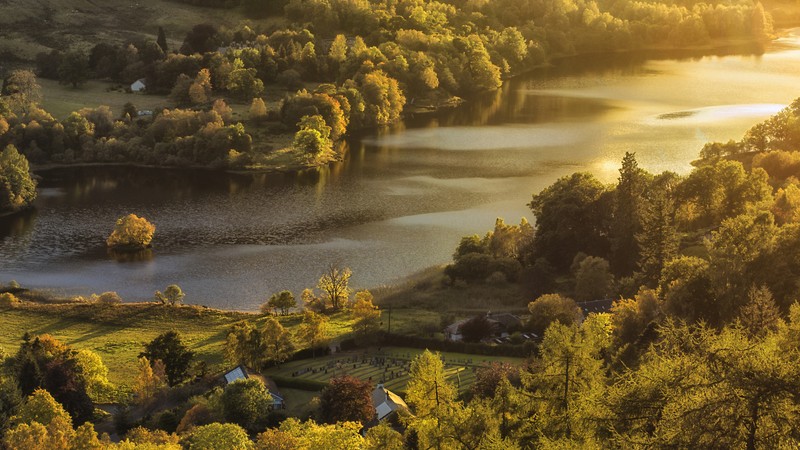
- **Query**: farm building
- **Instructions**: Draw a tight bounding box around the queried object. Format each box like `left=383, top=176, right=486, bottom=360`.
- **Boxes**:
left=131, top=78, right=146, bottom=93
left=223, top=365, right=285, bottom=409
left=444, top=312, right=523, bottom=342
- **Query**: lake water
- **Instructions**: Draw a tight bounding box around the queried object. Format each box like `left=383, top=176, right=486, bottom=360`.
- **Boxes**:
left=3, top=32, right=800, bottom=310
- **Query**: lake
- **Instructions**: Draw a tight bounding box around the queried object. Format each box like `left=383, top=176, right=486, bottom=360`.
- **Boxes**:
left=3, top=32, right=800, bottom=310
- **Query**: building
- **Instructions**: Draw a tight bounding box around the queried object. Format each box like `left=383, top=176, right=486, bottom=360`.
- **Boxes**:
left=444, top=312, right=523, bottom=342
left=222, top=365, right=285, bottom=409
left=371, top=384, right=408, bottom=421
left=131, top=78, right=147, bottom=93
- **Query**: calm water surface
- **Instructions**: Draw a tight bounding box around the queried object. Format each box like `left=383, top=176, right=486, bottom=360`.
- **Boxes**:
left=4, top=32, right=800, bottom=310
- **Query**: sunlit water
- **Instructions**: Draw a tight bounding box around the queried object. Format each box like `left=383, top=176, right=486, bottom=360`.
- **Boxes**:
left=3, top=31, right=800, bottom=310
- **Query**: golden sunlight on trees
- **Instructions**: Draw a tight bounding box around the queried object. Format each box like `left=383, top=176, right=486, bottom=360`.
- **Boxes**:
left=106, top=214, right=155, bottom=251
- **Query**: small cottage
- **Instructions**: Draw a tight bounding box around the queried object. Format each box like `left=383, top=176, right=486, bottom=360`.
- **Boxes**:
left=371, top=384, right=408, bottom=421
left=131, top=78, right=147, bottom=93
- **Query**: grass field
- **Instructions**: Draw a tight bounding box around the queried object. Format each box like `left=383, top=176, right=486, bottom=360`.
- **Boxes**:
left=0, top=297, right=446, bottom=397
left=265, top=346, right=525, bottom=396
left=39, top=79, right=170, bottom=120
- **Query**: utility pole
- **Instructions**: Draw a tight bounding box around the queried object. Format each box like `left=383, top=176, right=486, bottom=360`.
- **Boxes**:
left=388, top=306, right=392, bottom=334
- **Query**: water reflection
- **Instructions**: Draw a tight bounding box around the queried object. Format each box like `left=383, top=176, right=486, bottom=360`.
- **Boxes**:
left=0, top=31, right=798, bottom=309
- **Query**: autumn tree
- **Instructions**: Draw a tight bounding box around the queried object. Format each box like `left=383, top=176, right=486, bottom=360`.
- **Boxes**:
left=406, top=350, right=457, bottom=418
left=4, top=69, right=41, bottom=115
left=140, top=331, right=194, bottom=386
left=527, top=294, right=583, bottom=337
left=106, top=214, right=155, bottom=250
left=297, top=310, right=328, bottom=356
left=133, top=356, right=166, bottom=403
left=319, top=376, right=375, bottom=424
left=225, top=321, right=267, bottom=370
left=318, top=264, right=353, bottom=310
left=262, top=317, right=294, bottom=365
left=351, top=290, right=381, bottom=338
left=249, top=98, right=268, bottom=122
left=185, top=423, right=254, bottom=450
left=0, top=145, right=37, bottom=213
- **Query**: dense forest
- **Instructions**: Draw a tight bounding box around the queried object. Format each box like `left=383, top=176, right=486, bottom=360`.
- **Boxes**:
left=0, top=0, right=777, bottom=176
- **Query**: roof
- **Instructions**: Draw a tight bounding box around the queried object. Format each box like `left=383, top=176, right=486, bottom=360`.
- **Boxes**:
left=224, top=365, right=247, bottom=384
left=371, top=384, right=408, bottom=421
left=487, top=313, right=522, bottom=329
left=577, top=299, right=614, bottom=314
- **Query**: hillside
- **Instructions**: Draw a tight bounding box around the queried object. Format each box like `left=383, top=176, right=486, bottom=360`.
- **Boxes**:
left=0, top=0, right=278, bottom=62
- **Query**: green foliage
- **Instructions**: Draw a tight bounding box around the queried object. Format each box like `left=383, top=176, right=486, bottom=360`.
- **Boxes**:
left=527, top=294, right=582, bottom=338
left=263, top=290, right=296, bottom=315
left=57, top=49, right=90, bottom=88
left=185, top=423, right=253, bottom=450
left=140, top=330, right=194, bottom=386
left=0, top=145, right=37, bottom=213
left=221, top=378, right=272, bottom=433
left=406, top=350, right=457, bottom=418
left=573, top=256, right=613, bottom=302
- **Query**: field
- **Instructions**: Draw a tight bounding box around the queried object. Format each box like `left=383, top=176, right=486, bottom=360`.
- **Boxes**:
left=0, top=296, right=446, bottom=393
left=39, top=79, right=170, bottom=120
left=266, top=346, right=525, bottom=396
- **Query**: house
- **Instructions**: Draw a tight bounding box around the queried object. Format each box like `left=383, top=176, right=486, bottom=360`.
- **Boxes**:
left=371, top=384, right=408, bottom=421
left=131, top=78, right=147, bottom=93
left=222, top=365, right=285, bottom=409
left=444, top=312, right=523, bottom=342
left=577, top=298, right=614, bottom=315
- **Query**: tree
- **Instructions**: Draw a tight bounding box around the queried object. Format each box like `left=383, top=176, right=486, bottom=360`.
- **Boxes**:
left=0, top=145, right=37, bottom=213
left=473, top=362, right=520, bottom=398
left=293, top=114, right=333, bottom=157
left=157, top=26, right=169, bottom=53
left=297, top=310, right=328, bottom=356
left=225, top=321, right=268, bottom=370
left=57, top=49, right=90, bottom=88
left=459, top=314, right=493, bottom=343
left=351, top=290, right=380, bottom=338
left=637, top=172, right=680, bottom=286
left=185, top=423, right=253, bottom=450
left=154, top=284, right=185, bottom=306
left=221, top=378, right=272, bottom=434
left=660, top=256, right=714, bottom=324
left=227, top=59, right=264, bottom=100
left=277, top=417, right=364, bottom=449
left=13, top=388, right=71, bottom=428
left=255, top=428, right=299, bottom=450
left=573, top=256, right=613, bottom=302
left=529, top=173, right=611, bottom=271
left=610, top=152, right=651, bottom=276
left=524, top=315, right=611, bottom=440
left=406, top=350, right=457, bottom=418
left=249, top=98, right=268, bottom=122
left=364, top=423, right=404, bottom=450
left=133, top=356, right=166, bottom=403
left=73, top=349, right=112, bottom=401
left=739, top=285, right=782, bottom=338
left=263, top=290, right=296, bottom=315
left=140, top=331, right=194, bottom=386
left=8, top=335, right=94, bottom=424
left=261, top=317, right=294, bottom=365
left=319, top=376, right=374, bottom=424
left=106, top=214, right=155, bottom=250
left=527, top=294, right=583, bottom=337
left=318, top=264, right=352, bottom=310
left=4, top=69, right=41, bottom=115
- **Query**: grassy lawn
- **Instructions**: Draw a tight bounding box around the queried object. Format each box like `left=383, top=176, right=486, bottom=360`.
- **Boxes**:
left=279, top=388, right=320, bottom=419
left=39, top=79, right=170, bottom=120
left=266, top=346, right=525, bottom=396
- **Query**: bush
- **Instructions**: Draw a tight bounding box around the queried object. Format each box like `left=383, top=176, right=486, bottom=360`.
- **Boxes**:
left=107, top=214, right=155, bottom=251
left=0, top=292, right=19, bottom=307
left=96, top=292, right=123, bottom=304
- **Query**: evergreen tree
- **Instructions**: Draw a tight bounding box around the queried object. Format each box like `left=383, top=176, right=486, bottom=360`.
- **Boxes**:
left=157, top=26, right=168, bottom=53
left=636, top=173, right=679, bottom=286
left=610, top=152, right=651, bottom=276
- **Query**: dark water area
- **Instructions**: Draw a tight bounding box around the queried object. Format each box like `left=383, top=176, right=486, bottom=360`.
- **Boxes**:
left=3, top=31, right=800, bottom=310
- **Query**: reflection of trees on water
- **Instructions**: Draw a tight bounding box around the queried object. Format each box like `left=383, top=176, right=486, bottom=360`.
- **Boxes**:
left=109, top=248, right=154, bottom=263
left=0, top=209, right=37, bottom=240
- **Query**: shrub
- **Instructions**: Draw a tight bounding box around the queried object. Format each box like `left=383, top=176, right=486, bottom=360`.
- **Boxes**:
left=0, top=292, right=19, bottom=307
left=107, top=214, right=155, bottom=250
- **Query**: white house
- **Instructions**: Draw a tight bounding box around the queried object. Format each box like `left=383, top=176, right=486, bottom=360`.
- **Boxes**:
left=222, top=365, right=285, bottom=409
left=371, top=384, right=408, bottom=421
left=131, top=78, right=147, bottom=93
